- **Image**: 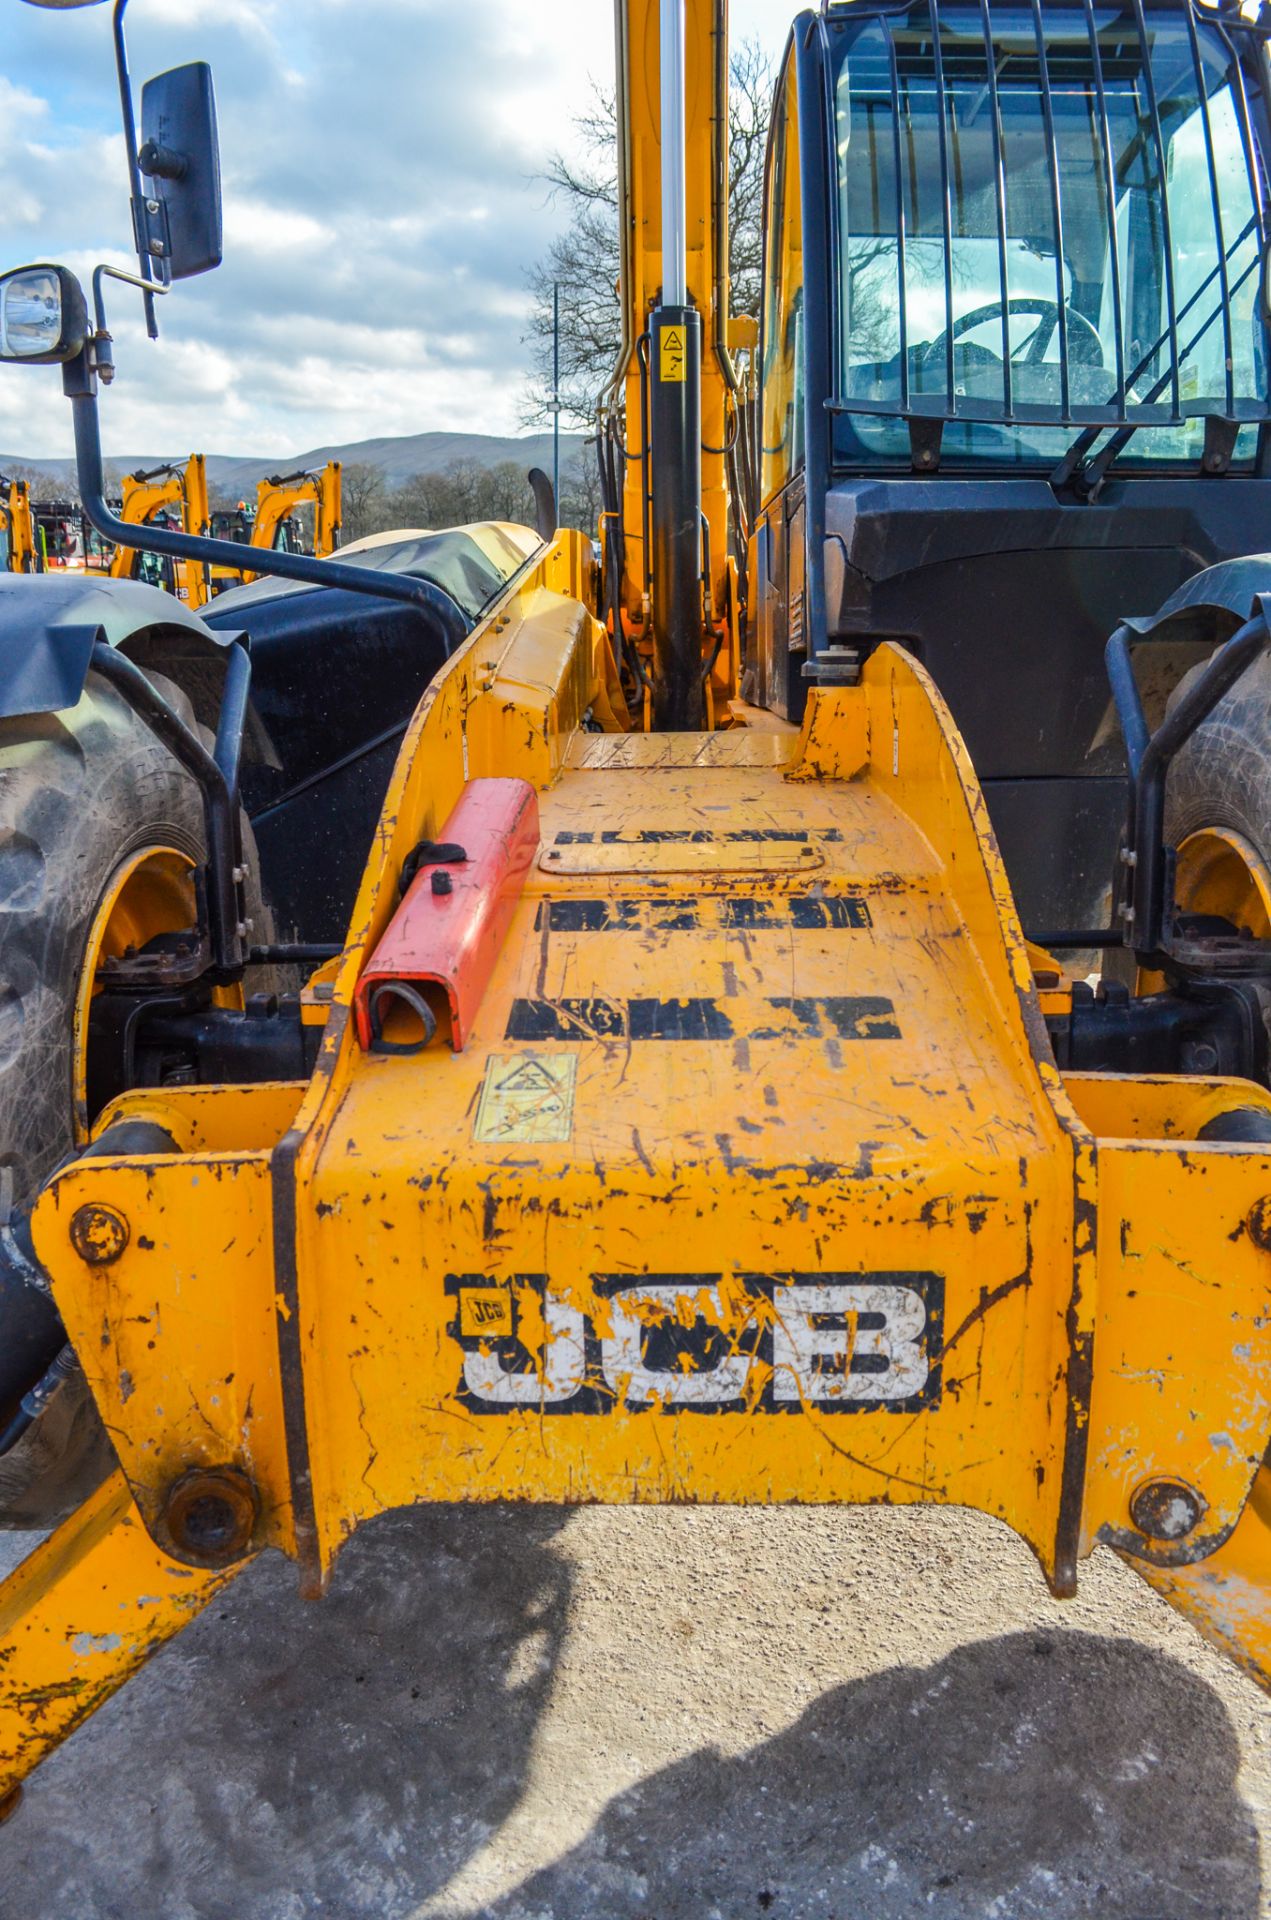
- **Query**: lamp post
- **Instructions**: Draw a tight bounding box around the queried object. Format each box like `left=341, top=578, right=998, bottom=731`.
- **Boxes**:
left=552, top=280, right=561, bottom=520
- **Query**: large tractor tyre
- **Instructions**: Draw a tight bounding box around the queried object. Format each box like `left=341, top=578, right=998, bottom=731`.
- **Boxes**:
left=1163, top=650, right=1271, bottom=946
left=0, top=664, right=277, bottom=1528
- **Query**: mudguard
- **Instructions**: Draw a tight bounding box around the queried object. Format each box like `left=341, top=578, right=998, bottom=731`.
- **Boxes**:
left=0, top=575, right=236, bottom=722
left=1120, top=553, right=1271, bottom=647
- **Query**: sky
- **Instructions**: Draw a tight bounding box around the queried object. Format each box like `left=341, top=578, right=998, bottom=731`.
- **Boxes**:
left=0, top=0, right=789, bottom=462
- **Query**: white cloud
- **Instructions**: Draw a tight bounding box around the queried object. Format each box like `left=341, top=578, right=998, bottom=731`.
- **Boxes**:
left=0, top=0, right=789, bottom=465
left=223, top=200, right=332, bottom=254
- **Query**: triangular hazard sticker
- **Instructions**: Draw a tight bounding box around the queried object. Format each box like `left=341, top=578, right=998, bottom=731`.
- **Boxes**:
left=496, top=1060, right=563, bottom=1096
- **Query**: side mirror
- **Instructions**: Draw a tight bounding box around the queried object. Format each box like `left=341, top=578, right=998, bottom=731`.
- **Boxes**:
left=0, top=265, right=89, bottom=364
left=138, top=63, right=222, bottom=281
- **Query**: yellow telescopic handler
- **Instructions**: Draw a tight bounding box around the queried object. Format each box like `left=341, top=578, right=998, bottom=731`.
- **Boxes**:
left=0, top=475, right=37, bottom=573
left=0, top=0, right=1269, bottom=1815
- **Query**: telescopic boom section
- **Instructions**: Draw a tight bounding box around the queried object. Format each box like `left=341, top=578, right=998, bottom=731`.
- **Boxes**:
left=609, top=0, right=737, bottom=725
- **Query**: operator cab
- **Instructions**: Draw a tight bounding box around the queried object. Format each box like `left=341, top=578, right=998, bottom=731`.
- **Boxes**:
left=754, top=0, right=1271, bottom=929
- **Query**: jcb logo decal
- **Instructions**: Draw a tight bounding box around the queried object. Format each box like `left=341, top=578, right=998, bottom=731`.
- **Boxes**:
left=447, top=1272, right=942, bottom=1415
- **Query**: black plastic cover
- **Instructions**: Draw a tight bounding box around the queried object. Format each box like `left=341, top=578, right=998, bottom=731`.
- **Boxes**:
left=0, top=574, right=231, bottom=720
left=204, top=528, right=532, bottom=943
left=139, top=62, right=222, bottom=280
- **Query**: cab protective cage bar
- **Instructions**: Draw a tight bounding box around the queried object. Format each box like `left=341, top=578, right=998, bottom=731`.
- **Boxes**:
left=817, top=0, right=1271, bottom=436
left=793, top=0, right=1271, bottom=690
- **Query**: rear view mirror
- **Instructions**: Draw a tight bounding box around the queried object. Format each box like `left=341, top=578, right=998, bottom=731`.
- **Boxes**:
left=138, top=63, right=222, bottom=281
left=0, top=264, right=89, bottom=363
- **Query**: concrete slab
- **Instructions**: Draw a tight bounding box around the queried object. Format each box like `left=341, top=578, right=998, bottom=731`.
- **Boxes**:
left=0, top=1504, right=1267, bottom=1918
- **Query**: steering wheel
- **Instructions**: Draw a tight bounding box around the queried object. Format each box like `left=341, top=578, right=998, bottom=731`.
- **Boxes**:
left=921, top=296, right=1105, bottom=371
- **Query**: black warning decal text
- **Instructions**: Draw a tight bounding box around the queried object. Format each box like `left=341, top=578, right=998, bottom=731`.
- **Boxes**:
left=534, top=894, right=871, bottom=934
left=552, top=828, right=844, bottom=845
left=504, top=995, right=900, bottom=1044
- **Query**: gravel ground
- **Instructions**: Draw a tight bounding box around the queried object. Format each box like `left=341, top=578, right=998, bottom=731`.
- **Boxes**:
left=0, top=1502, right=1267, bottom=1919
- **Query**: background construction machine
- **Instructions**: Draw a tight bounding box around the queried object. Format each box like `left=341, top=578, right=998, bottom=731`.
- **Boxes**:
left=107, top=455, right=343, bottom=601
left=0, top=0, right=1269, bottom=1816
left=108, top=453, right=211, bottom=600
left=245, top=461, right=343, bottom=573
left=0, top=474, right=35, bottom=572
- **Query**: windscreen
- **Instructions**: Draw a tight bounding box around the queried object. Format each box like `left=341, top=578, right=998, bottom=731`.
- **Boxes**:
left=832, top=1, right=1270, bottom=468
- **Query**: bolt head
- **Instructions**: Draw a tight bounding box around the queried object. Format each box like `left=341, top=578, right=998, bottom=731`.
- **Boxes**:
left=1129, top=1476, right=1207, bottom=1542
left=69, top=1203, right=129, bottom=1267
left=1247, top=1196, right=1271, bottom=1252
left=1184, top=1040, right=1220, bottom=1074
left=161, top=1466, right=259, bottom=1567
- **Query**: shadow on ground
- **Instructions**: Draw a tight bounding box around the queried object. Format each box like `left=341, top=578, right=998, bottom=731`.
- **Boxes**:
left=476, top=1626, right=1260, bottom=1920
left=4, top=1505, right=572, bottom=1920
left=0, top=1507, right=1260, bottom=1920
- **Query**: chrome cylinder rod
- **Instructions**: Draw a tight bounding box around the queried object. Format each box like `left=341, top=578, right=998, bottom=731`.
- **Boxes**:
left=659, top=0, right=688, bottom=307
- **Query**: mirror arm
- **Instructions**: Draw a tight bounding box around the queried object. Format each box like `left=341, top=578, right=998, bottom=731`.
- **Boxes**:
left=59, top=350, right=469, bottom=649
left=112, top=0, right=163, bottom=337
left=90, top=264, right=168, bottom=383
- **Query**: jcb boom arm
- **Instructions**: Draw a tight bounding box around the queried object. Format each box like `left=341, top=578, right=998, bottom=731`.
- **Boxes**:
left=604, top=0, right=749, bottom=725
left=0, top=531, right=1268, bottom=1800
left=0, top=477, right=36, bottom=574
left=246, top=460, right=342, bottom=575
left=108, top=454, right=212, bottom=608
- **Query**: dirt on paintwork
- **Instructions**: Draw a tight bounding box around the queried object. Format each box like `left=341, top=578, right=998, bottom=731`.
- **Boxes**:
left=0, top=1503, right=1267, bottom=1919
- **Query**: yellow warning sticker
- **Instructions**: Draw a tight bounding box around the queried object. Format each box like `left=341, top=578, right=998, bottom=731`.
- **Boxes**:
left=659, top=323, right=686, bottom=383
left=460, top=1288, right=514, bottom=1338
left=473, top=1051, right=577, bottom=1144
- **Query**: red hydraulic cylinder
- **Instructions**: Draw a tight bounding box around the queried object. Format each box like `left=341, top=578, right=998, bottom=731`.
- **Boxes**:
left=354, top=776, right=539, bottom=1053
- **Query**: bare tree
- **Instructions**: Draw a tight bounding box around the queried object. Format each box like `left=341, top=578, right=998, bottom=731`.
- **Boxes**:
left=559, top=449, right=603, bottom=539
left=388, top=459, right=536, bottom=531
left=525, top=41, right=774, bottom=430
left=2, top=461, right=78, bottom=503
left=340, top=461, right=392, bottom=544
left=725, top=38, right=770, bottom=328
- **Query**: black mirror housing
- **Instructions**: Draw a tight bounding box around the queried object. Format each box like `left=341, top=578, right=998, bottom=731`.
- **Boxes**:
left=139, top=63, right=222, bottom=281
left=0, top=264, right=89, bottom=364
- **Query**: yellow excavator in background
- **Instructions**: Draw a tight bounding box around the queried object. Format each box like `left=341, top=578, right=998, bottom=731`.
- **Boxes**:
left=245, top=461, right=342, bottom=576
left=1, top=0, right=1271, bottom=1819
left=108, top=453, right=212, bottom=606
left=0, top=474, right=36, bottom=573
left=106, top=456, right=342, bottom=601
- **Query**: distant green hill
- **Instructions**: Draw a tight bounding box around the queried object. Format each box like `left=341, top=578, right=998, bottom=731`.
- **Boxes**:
left=1, top=428, right=587, bottom=498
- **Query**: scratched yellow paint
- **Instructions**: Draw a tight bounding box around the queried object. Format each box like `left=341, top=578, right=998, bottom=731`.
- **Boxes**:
left=1129, top=1468, right=1271, bottom=1689
left=8, top=530, right=1271, bottom=1806
left=33, top=1158, right=294, bottom=1554
left=0, top=1472, right=236, bottom=1791
left=1084, top=1145, right=1271, bottom=1554
left=296, top=666, right=1087, bottom=1591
